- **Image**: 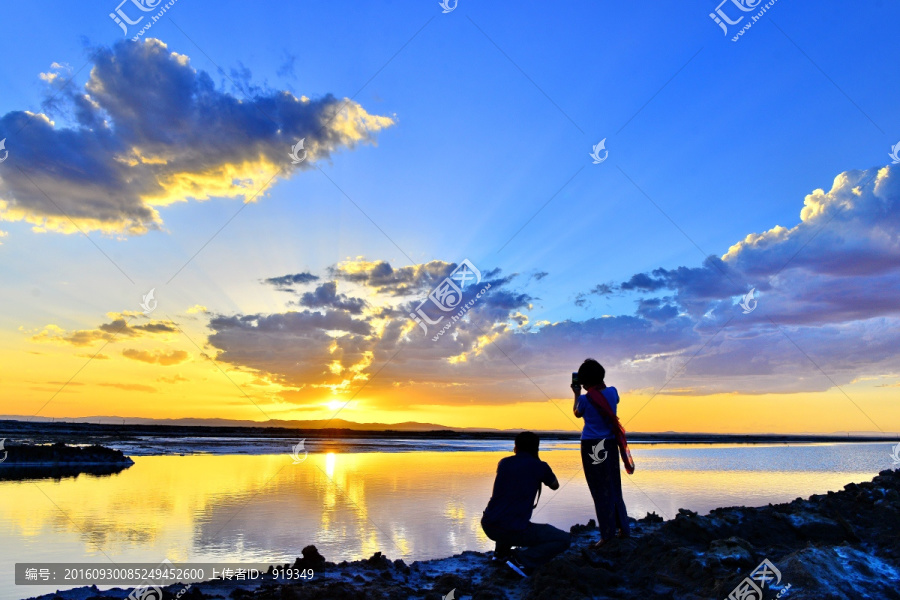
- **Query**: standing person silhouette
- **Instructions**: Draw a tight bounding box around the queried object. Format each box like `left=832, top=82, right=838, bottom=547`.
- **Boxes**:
left=572, top=359, right=634, bottom=549
left=481, top=431, right=570, bottom=576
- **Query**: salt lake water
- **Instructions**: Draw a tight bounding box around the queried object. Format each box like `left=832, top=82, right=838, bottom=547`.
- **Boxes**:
left=1, top=441, right=895, bottom=599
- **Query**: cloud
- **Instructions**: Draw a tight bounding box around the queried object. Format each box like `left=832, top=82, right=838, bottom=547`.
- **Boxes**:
left=122, top=348, right=189, bottom=365
left=186, top=305, right=208, bottom=315
left=276, top=52, right=298, bottom=79
left=31, top=317, right=176, bottom=346
left=295, top=282, right=367, bottom=314
left=204, top=260, right=536, bottom=405
left=263, top=272, right=320, bottom=292
left=98, top=382, right=157, bottom=393
left=564, top=165, right=900, bottom=394
left=330, top=259, right=457, bottom=295
left=0, top=38, right=394, bottom=235
left=207, top=309, right=375, bottom=392
left=76, top=352, right=110, bottom=360
left=195, top=166, right=900, bottom=408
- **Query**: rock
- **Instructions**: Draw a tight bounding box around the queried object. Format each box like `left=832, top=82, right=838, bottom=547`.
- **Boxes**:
left=365, top=552, right=392, bottom=570
left=432, top=573, right=469, bottom=596
left=708, top=537, right=755, bottom=568
left=291, top=545, right=327, bottom=571
left=570, top=519, right=597, bottom=534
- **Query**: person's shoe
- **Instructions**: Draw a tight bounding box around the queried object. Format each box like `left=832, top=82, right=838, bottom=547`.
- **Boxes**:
left=505, top=555, right=531, bottom=578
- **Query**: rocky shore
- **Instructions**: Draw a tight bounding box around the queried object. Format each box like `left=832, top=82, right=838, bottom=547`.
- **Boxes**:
left=26, top=468, right=900, bottom=600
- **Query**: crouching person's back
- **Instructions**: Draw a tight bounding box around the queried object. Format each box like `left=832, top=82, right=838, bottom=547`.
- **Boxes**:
left=481, top=431, right=571, bottom=576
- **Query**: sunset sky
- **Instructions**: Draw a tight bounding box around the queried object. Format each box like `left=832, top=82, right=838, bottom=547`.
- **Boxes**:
left=1, top=1, right=898, bottom=434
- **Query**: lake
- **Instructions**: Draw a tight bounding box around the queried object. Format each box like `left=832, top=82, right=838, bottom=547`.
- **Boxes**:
left=2, top=441, right=895, bottom=600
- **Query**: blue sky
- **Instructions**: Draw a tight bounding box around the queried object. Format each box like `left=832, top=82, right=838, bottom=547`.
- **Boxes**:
left=1, top=1, right=896, bottom=319
left=1, top=0, right=898, bottom=432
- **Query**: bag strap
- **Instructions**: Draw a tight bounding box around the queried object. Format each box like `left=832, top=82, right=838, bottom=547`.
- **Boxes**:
left=586, top=387, right=616, bottom=427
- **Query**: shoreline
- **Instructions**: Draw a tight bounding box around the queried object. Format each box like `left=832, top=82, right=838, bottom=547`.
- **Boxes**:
left=3, top=418, right=897, bottom=448
left=22, top=468, right=900, bottom=600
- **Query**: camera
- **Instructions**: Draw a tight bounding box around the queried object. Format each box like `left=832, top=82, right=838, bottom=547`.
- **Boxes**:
left=571, top=372, right=579, bottom=385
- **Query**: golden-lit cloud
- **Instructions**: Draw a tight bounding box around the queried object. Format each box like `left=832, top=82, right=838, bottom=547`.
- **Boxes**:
left=98, top=382, right=157, bottom=393
left=122, top=348, right=190, bottom=366
left=31, top=318, right=176, bottom=347
left=0, top=39, right=394, bottom=235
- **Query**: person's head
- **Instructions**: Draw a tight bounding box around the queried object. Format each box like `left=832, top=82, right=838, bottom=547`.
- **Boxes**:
left=577, top=358, right=606, bottom=389
left=514, top=431, right=540, bottom=458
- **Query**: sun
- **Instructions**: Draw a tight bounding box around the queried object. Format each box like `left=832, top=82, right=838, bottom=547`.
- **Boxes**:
left=326, top=399, right=344, bottom=411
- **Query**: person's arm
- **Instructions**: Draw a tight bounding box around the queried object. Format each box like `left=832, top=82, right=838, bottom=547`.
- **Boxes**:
left=543, top=463, right=560, bottom=490
left=544, top=463, right=559, bottom=490
left=572, top=383, right=583, bottom=418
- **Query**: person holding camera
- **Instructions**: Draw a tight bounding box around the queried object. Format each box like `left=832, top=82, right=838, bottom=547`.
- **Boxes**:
left=481, top=431, right=570, bottom=576
left=572, top=358, right=634, bottom=549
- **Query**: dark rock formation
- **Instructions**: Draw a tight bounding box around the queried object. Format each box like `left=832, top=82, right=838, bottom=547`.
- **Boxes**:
left=0, top=442, right=133, bottom=481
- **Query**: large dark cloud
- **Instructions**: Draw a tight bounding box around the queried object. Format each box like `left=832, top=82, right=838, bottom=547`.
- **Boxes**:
left=0, top=38, right=393, bottom=234
left=207, top=309, right=375, bottom=390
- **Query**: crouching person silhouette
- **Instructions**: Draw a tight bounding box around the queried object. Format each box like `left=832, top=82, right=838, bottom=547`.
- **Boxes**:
left=481, top=431, right=571, bottom=577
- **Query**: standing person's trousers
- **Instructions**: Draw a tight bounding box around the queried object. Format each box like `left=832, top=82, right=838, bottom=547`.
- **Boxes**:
left=481, top=520, right=571, bottom=568
left=581, top=438, right=630, bottom=540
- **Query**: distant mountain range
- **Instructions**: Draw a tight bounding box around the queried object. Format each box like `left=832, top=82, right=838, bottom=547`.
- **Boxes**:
left=0, top=414, right=508, bottom=432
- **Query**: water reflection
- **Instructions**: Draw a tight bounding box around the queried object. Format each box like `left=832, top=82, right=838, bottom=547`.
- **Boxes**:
left=0, top=463, right=132, bottom=482
left=0, top=444, right=889, bottom=600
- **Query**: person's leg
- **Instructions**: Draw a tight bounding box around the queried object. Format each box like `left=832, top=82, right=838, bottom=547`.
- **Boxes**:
left=609, top=449, right=631, bottom=537
left=582, top=439, right=616, bottom=540
left=508, top=522, right=571, bottom=569
left=482, top=520, right=514, bottom=558
left=494, top=541, right=512, bottom=559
